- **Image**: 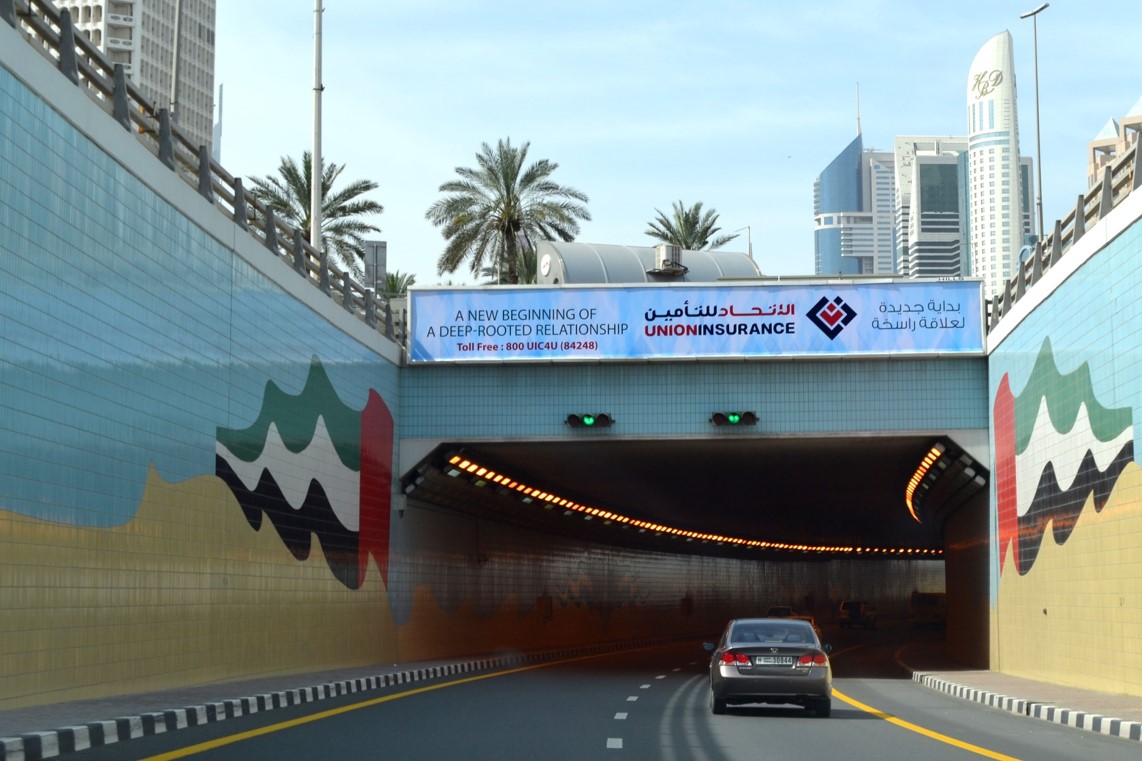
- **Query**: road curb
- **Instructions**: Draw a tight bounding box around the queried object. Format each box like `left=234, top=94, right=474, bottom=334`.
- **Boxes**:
left=913, top=672, right=1142, bottom=743
left=0, top=639, right=678, bottom=761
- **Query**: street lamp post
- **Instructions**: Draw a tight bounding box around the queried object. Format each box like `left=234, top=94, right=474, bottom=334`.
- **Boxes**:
left=734, top=226, right=753, bottom=261
left=1020, top=2, right=1048, bottom=242
left=311, top=1, right=324, bottom=252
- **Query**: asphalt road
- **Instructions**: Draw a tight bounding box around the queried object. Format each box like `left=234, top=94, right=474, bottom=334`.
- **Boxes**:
left=63, top=627, right=1140, bottom=761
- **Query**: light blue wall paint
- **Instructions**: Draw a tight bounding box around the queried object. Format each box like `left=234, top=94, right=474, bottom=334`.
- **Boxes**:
left=0, top=66, right=398, bottom=527
left=400, top=358, right=988, bottom=441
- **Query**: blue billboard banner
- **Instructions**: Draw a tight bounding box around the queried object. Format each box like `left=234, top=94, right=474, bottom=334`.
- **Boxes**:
left=407, top=280, right=984, bottom=363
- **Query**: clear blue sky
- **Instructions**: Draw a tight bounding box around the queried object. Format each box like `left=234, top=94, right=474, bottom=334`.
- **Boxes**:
left=214, top=1, right=1141, bottom=287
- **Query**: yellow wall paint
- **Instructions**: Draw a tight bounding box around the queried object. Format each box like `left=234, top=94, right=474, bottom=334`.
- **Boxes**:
left=994, top=463, right=1142, bottom=696
left=0, top=468, right=395, bottom=711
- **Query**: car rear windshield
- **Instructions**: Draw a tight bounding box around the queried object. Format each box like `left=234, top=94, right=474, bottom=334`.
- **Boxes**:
left=731, top=623, right=813, bottom=644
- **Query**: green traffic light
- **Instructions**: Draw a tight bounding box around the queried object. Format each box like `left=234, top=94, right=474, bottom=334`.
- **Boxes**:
left=582, top=414, right=597, bottom=426
left=727, top=413, right=742, bottom=425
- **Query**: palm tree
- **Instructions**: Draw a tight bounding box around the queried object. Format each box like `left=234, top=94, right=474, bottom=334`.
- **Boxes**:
left=425, top=138, right=590, bottom=284
left=248, top=151, right=384, bottom=280
left=480, top=244, right=538, bottom=285
left=645, top=200, right=738, bottom=251
left=383, top=270, right=416, bottom=297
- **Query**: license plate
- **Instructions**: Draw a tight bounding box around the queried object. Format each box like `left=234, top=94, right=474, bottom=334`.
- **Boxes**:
left=755, top=656, right=793, bottom=665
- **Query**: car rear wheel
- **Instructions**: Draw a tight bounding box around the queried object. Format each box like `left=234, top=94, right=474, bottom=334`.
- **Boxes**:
left=814, top=698, right=832, bottom=718
left=710, top=691, right=727, bottom=715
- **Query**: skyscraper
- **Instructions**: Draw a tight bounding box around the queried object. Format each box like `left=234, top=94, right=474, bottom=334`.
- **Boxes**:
left=813, top=134, right=896, bottom=276
left=966, top=31, right=1031, bottom=303
left=65, top=0, right=217, bottom=153
left=893, top=137, right=969, bottom=279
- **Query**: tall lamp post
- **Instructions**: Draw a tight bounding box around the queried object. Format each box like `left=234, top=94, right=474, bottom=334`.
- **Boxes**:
left=1020, top=2, right=1048, bottom=242
left=734, top=226, right=753, bottom=261
left=311, top=1, right=324, bottom=252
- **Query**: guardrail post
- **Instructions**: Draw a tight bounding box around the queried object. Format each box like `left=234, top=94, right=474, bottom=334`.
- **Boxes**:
left=1030, top=240, right=1043, bottom=284
left=1, top=0, right=16, bottom=28
left=57, top=9, right=79, bottom=85
left=341, top=277, right=354, bottom=313
left=1097, top=166, right=1113, bottom=220
left=197, top=146, right=214, bottom=202
left=365, top=289, right=377, bottom=327
left=157, top=108, right=175, bottom=169
left=1015, top=259, right=1026, bottom=300
left=1132, top=144, right=1141, bottom=192
left=263, top=207, right=278, bottom=253
left=988, top=298, right=999, bottom=331
left=384, top=301, right=395, bottom=340
left=195, top=145, right=213, bottom=201
left=293, top=229, right=306, bottom=274
left=111, top=64, right=131, bottom=130
left=1049, top=219, right=1063, bottom=268
left=1072, top=194, right=1085, bottom=242
left=319, top=251, right=331, bottom=294
left=232, top=178, right=248, bottom=230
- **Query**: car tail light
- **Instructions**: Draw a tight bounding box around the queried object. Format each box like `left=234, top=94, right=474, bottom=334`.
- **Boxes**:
left=797, top=652, right=828, bottom=666
left=721, top=651, right=750, bottom=665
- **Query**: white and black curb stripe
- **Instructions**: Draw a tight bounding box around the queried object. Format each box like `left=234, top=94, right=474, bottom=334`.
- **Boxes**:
left=0, top=640, right=672, bottom=760
left=914, top=672, right=1142, bottom=743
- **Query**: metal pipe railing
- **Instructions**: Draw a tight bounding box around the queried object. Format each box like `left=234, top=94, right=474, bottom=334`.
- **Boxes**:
left=986, top=140, right=1138, bottom=330
left=4, top=0, right=408, bottom=347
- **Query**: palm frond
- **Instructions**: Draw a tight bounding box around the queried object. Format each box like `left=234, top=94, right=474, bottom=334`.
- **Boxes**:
left=426, top=138, right=590, bottom=283
left=247, top=150, right=384, bottom=272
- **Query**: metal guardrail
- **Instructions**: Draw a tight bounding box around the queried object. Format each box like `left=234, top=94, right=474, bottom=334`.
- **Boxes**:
left=987, top=141, right=1140, bottom=331
left=3, top=0, right=409, bottom=347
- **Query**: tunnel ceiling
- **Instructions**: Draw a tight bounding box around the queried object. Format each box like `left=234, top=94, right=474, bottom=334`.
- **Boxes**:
left=401, top=435, right=989, bottom=561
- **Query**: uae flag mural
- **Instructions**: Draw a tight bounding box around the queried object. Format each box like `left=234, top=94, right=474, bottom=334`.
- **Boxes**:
left=993, top=339, right=1134, bottom=576
left=215, top=358, right=394, bottom=588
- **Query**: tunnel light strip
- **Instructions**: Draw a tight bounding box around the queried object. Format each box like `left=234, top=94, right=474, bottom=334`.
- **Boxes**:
left=446, top=454, right=942, bottom=557
left=905, top=443, right=947, bottom=523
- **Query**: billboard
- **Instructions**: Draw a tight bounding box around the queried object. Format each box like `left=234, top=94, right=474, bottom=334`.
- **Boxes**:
left=408, top=280, right=984, bottom=363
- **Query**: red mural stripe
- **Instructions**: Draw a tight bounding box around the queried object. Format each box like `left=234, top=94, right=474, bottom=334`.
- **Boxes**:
left=359, top=390, right=394, bottom=587
left=993, top=375, right=1019, bottom=575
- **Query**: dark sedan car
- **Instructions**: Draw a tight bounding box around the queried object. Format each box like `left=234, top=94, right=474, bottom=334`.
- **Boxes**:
left=704, top=617, right=832, bottom=717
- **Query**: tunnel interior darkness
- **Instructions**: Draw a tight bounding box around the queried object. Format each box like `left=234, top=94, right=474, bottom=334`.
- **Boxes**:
left=400, top=435, right=989, bottom=561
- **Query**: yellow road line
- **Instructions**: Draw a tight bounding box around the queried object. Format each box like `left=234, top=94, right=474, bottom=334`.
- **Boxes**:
left=140, top=668, right=531, bottom=760
left=832, top=688, right=1022, bottom=761
left=141, top=649, right=659, bottom=760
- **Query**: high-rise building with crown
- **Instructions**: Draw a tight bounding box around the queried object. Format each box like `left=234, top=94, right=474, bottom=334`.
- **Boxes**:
left=965, top=31, right=1034, bottom=303
left=62, top=0, right=216, bottom=153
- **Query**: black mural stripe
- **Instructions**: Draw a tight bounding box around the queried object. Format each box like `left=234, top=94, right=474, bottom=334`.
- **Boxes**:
left=1016, top=441, right=1134, bottom=575
left=215, top=454, right=363, bottom=589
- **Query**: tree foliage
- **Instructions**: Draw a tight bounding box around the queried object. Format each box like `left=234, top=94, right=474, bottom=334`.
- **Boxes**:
left=645, top=200, right=737, bottom=251
left=383, top=270, right=417, bottom=297
left=248, top=151, right=384, bottom=279
left=425, top=138, right=590, bottom=284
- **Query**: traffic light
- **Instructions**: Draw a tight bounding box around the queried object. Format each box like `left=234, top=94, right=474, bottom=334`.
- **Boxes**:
left=711, top=411, right=757, bottom=426
left=566, top=413, right=614, bottom=428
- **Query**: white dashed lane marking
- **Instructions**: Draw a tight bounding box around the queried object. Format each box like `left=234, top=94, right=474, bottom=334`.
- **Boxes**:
left=614, top=712, right=628, bottom=720
left=607, top=737, right=623, bottom=749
